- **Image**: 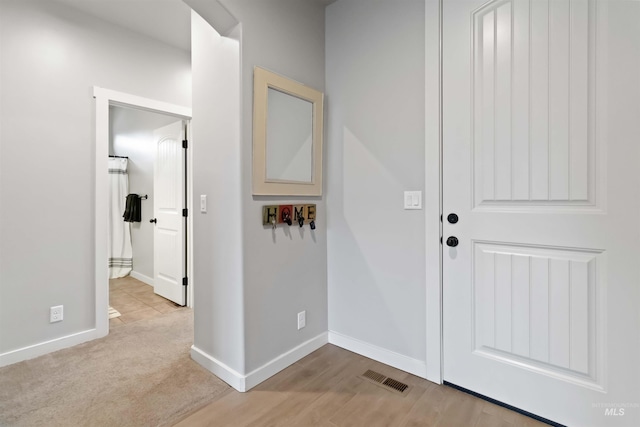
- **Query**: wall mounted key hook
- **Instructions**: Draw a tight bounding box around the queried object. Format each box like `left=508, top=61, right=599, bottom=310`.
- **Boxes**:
left=309, top=220, right=316, bottom=230
left=298, top=215, right=305, bottom=227
left=280, top=206, right=293, bottom=226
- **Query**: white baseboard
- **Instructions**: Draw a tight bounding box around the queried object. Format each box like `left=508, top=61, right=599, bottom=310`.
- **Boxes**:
left=0, top=328, right=106, bottom=368
left=190, top=346, right=246, bottom=391
left=191, top=331, right=328, bottom=392
left=328, top=330, right=427, bottom=379
left=244, top=332, right=328, bottom=390
left=130, top=270, right=154, bottom=286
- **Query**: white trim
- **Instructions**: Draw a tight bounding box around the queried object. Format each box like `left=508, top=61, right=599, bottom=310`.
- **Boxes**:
left=0, top=329, right=103, bottom=368
left=191, top=332, right=328, bottom=392
left=93, top=87, right=192, bottom=119
left=328, top=331, right=428, bottom=379
left=190, top=345, right=246, bottom=391
left=129, top=271, right=154, bottom=286
left=94, top=86, right=193, bottom=343
left=95, top=89, right=110, bottom=339
left=244, top=332, right=328, bottom=390
left=424, top=0, right=444, bottom=384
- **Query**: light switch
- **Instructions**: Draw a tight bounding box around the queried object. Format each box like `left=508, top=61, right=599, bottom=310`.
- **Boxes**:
left=200, top=195, right=207, bottom=213
left=404, top=191, right=422, bottom=210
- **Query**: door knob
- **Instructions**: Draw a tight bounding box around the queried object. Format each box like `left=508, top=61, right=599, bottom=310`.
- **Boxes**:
left=447, top=213, right=459, bottom=224
left=150, top=218, right=157, bottom=224
left=446, top=236, right=459, bottom=247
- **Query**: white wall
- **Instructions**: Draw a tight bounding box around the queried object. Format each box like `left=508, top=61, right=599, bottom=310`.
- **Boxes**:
left=0, top=0, right=190, bottom=359
left=109, top=106, right=181, bottom=281
left=219, top=0, right=328, bottom=374
left=326, top=0, right=427, bottom=370
left=190, top=11, right=245, bottom=376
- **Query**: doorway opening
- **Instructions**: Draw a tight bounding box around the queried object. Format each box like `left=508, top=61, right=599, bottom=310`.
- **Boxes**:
left=108, top=106, right=189, bottom=327
left=94, top=87, right=193, bottom=336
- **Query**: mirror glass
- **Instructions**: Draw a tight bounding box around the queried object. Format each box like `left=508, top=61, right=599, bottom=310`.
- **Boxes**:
left=253, top=67, right=323, bottom=196
left=266, top=88, right=313, bottom=183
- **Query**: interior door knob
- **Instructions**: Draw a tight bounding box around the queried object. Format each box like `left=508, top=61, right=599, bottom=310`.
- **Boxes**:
left=447, top=213, right=459, bottom=224
left=150, top=218, right=157, bottom=224
left=446, top=236, right=459, bottom=247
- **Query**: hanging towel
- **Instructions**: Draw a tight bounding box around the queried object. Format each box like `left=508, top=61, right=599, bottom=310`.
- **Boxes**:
left=123, top=194, right=142, bottom=222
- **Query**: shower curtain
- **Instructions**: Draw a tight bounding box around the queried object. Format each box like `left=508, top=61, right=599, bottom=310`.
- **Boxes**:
left=108, top=157, right=133, bottom=278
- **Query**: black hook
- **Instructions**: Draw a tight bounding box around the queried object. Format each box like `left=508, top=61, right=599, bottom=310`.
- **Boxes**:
left=309, top=220, right=316, bottom=230
left=298, top=216, right=305, bottom=227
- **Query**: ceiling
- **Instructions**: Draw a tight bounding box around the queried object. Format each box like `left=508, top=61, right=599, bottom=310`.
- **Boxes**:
left=55, top=0, right=338, bottom=52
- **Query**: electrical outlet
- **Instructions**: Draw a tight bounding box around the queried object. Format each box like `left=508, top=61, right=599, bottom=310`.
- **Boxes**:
left=297, top=311, right=306, bottom=330
left=50, top=305, right=63, bottom=323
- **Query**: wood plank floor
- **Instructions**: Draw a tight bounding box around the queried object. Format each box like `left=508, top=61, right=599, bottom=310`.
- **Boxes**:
left=174, top=344, right=547, bottom=427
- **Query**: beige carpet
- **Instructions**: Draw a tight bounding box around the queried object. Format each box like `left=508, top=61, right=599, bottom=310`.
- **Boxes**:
left=0, top=309, right=229, bottom=427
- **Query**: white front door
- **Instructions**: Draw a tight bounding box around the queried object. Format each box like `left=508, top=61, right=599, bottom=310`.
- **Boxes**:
left=153, top=121, right=185, bottom=306
left=442, top=0, right=640, bottom=425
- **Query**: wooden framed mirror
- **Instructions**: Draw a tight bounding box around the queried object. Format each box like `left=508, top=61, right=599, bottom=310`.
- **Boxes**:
left=253, top=67, right=324, bottom=196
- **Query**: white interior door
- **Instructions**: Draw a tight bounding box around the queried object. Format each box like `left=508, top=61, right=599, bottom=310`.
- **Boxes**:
left=442, top=1, right=640, bottom=425
left=153, top=121, right=185, bottom=306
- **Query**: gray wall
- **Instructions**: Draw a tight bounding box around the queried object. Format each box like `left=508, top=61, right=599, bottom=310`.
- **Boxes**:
left=191, top=11, right=245, bottom=374
left=109, top=106, right=181, bottom=281
left=326, top=0, right=426, bottom=361
left=219, top=0, right=328, bottom=373
left=0, top=0, right=191, bottom=354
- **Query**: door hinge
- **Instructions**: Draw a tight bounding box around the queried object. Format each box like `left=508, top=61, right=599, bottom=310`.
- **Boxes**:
left=182, top=139, right=188, bottom=149
left=182, top=277, right=188, bottom=287
left=182, top=208, right=188, bottom=217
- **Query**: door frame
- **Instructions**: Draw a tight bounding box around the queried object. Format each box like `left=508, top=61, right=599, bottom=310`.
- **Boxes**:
left=94, top=87, right=193, bottom=336
left=425, top=0, right=444, bottom=385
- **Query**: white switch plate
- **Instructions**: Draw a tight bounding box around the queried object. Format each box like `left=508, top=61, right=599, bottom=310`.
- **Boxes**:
left=200, top=195, right=207, bottom=213
left=50, top=305, right=63, bottom=323
left=404, top=191, right=422, bottom=209
left=297, top=311, right=306, bottom=330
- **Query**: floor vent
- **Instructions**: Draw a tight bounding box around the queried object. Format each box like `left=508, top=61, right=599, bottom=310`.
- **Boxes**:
left=382, top=377, right=409, bottom=393
left=362, top=369, right=386, bottom=383
left=359, top=370, right=410, bottom=395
